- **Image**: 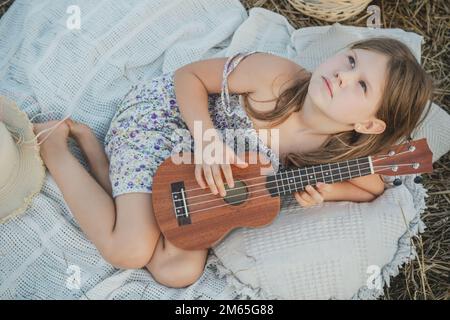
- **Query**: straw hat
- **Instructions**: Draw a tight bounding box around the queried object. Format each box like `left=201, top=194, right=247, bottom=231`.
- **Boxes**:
left=0, top=96, right=45, bottom=223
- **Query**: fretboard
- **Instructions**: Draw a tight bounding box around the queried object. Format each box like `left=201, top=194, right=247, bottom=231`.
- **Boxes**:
left=265, top=156, right=373, bottom=197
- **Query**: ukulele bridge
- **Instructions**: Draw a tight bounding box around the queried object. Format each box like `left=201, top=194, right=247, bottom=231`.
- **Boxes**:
left=171, top=181, right=191, bottom=226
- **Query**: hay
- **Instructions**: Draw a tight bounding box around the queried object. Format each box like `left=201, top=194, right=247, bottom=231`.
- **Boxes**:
left=0, top=0, right=12, bottom=16
left=0, top=0, right=448, bottom=300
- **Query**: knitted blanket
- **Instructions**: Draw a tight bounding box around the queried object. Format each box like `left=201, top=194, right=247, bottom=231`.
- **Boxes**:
left=0, top=0, right=247, bottom=299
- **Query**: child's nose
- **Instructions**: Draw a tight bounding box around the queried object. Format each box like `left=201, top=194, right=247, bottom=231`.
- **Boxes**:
left=335, top=70, right=357, bottom=88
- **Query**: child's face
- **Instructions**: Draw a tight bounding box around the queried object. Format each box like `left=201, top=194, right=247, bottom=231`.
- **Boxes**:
left=308, top=48, right=389, bottom=126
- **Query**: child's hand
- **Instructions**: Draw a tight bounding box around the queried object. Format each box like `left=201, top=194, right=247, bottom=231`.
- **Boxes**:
left=66, top=118, right=92, bottom=141
left=194, top=135, right=248, bottom=197
left=294, top=182, right=332, bottom=208
left=33, top=120, right=70, bottom=145
left=32, top=120, right=71, bottom=164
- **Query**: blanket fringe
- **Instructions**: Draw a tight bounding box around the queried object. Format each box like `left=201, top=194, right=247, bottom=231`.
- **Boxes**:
left=205, top=255, right=276, bottom=299
left=352, top=175, right=429, bottom=300
left=207, top=174, right=429, bottom=300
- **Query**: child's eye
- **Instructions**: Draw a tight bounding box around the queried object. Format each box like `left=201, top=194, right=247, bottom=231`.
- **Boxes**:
left=359, top=81, right=367, bottom=93
left=348, top=55, right=355, bottom=68
left=348, top=55, right=367, bottom=93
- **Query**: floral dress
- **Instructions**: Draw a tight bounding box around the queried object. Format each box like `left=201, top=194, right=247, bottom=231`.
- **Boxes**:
left=104, top=51, right=281, bottom=198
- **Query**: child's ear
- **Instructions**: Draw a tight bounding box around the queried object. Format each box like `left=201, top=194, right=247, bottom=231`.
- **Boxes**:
left=354, top=118, right=386, bottom=135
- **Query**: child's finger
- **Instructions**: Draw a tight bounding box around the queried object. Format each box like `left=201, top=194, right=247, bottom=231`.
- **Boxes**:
left=232, top=152, right=248, bottom=168
left=317, top=182, right=332, bottom=193
left=220, top=164, right=234, bottom=188
left=65, top=118, right=74, bottom=127
left=299, top=189, right=314, bottom=203
left=211, top=164, right=226, bottom=197
left=225, top=149, right=246, bottom=168
left=305, top=185, right=324, bottom=204
left=202, top=164, right=218, bottom=195
left=195, top=165, right=206, bottom=189
left=294, top=192, right=308, bottom=207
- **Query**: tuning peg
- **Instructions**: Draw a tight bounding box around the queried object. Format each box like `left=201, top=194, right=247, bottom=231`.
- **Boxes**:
left=414, top=175, right=423, bottom=184
left=393, top=177, right=402, bottom=186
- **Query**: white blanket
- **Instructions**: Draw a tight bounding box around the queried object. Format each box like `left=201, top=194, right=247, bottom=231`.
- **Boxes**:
left=0, top=0, right=247, bottom=300
left=1, top=0, right=445, bottom=300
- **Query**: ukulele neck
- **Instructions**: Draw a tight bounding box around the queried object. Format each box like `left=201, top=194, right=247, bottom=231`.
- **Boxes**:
left=265, top=156, right=374, bottom=197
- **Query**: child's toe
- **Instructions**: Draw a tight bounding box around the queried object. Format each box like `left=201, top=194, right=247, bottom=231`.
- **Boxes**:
left=66, top=119, right=92, bottom=139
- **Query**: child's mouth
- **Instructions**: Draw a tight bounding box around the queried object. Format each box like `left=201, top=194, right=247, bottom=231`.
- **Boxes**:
left=322, top=76, right=333, bottom=98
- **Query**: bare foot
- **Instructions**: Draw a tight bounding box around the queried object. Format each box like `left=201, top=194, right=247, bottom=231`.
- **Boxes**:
left=65, top=118, right=98, bottom=160
left=33, top=120, right=70, bottom=147
left=33, top=120, right=71, bottom=163
left=66, top=118, right=93, bottom=142
left=65, top=118, right=112, bottom=195
left=65, top=118, right=107, bottom=164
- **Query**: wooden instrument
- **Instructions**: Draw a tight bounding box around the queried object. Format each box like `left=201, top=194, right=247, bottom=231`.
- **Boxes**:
left=152, top=138, right=433, bottom=250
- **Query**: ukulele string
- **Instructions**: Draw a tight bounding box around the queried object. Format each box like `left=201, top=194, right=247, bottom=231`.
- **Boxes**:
left=172, top=148, right=414, bottom=197
left=175, top=161, right=412, bottom=216
left=369, top=148, right=415, bottom=162
left=173, top=158, right=369, bottom=197
left=176, top=162, right=418, bottom=214
left=179, top=161, right=417, bottom=208
left=178, top=161, right=368, bottom=203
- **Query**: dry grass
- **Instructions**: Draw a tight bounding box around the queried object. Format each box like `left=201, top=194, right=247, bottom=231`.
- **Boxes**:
left=0, top=0, right=448, bottom=300
left=0, top=0, right=12, bottom=16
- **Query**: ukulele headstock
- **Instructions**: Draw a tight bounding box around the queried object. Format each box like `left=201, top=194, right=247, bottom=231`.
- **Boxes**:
left=370, top=138, right=433, bottom=176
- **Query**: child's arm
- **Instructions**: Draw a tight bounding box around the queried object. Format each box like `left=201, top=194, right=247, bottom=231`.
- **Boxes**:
left=295, top=174, right=385, bottom=207
left=173, top=70, right=217, bottom=140
left=173, top=53, right=299, bottom=139
left=174, top=54, right=299, bottom=195
left=347, top=174, right=385, bottom=196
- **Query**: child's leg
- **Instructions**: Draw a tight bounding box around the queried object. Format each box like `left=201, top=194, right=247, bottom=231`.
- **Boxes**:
left=146, top=235, right=209, bottom=288
left=66, top=119, right=112, bottom=195
left=34, top=121, right=160, bottom=269
left=35, top=120, right=208, bottom=287
left=65, top=121, right=209, bottom=287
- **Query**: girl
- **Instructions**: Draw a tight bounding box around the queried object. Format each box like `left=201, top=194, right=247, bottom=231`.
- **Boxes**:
left=33, top=37, right=434, bottom=289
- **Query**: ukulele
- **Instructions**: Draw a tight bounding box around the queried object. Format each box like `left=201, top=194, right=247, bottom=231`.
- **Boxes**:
left=152, top=138, right=433, bottom=250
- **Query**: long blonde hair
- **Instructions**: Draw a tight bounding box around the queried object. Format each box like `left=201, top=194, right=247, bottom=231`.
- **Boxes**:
left=241, top=37, right=434, bottom=168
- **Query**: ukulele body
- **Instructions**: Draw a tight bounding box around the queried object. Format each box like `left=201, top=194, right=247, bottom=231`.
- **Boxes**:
left=152, top=152, right=280, bottom=250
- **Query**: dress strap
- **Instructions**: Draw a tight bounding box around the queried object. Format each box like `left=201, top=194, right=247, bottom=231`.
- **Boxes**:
left=221, top=51, right=259, bottom=115
left=220, top=50, right=282, bottom=172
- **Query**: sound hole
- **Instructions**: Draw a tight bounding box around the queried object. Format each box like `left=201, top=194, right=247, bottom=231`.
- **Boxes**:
left=223, top=180, right=248, bottom=206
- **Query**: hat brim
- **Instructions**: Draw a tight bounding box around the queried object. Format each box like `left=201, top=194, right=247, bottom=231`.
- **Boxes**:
left=0, top=96, right=45, bottom=223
